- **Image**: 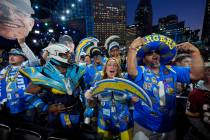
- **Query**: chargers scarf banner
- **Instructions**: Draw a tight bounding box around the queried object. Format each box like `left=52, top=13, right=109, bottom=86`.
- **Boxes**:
left=91, top=77, right=153, bottom=109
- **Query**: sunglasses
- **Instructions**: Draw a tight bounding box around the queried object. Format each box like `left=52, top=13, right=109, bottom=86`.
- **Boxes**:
left=145, top=50, right=160, bottom=56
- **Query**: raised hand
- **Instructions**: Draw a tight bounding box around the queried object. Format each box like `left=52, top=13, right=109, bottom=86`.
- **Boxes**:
left=129, top=37, right=145, bottom=51
left=176, top=42, right=200, bottom=54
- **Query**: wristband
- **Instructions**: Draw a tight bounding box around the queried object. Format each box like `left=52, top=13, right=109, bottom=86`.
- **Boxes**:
left=129, top=47, right=137, bottom=51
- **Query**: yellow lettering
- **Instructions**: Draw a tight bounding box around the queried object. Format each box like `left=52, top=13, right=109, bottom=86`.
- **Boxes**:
left=144, top=36, right=153, bottom=44
left=6, top=82, right=12, bottom=92
left=159, top=35, right=166, bottom=42
left=153, top=34, right=159, bottom=41
left=165, top=38, right=173, bottom=49
left=170, top=42, right=176, bottom=49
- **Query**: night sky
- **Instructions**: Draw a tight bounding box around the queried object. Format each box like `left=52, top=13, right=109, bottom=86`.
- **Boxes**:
left=127, top=0, right=206, bottom=31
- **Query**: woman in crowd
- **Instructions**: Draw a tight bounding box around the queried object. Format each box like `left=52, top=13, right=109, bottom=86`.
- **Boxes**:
left=84, top=58, right=135, bottom=140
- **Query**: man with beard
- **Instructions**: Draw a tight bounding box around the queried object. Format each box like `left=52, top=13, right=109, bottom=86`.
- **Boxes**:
left=0, top=46, right=45, bottom=126
left=127, top=34, right=204, bottom=140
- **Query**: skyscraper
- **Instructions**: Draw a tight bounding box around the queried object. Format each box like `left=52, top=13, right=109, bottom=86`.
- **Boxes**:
left=30, top=0, right=126, bottom=46
left=202, top=0, right=210, bottom=45
left=135, top=0, right=152, bottom=37
left=153, top=15, right=200, bottom=43
left=54, top=0, right=94, bottom=36
left=126, top=24, right=138, bottom=45
left=93, top=0, right=126, bottom=45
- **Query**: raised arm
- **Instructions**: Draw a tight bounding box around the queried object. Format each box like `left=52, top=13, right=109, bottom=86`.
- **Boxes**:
left=127, top=37, right=145, bottom=79
left=177, top=42, right=204, bottom=81
left=18, top=38, right=40, bottom=66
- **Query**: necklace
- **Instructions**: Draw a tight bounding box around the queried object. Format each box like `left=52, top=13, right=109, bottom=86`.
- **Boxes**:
left=3, top=66, right=21, bottom=83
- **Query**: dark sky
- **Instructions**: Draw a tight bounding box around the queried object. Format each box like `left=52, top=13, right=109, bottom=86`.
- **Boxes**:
left=127, top=0, right=206, bottom=31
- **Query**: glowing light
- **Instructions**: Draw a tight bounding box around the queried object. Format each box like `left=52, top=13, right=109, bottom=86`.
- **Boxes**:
left=34, top=30, right=40, bottom=34
left=71, top=3, right=75, bottom=8
left=48, top=29, right=54, bottom=33
left=44, top=22, right=48, bottom=26
left=33, top=39, right=37, bottom=43
left=61, top=16, right=66, bottom=21
left=66, top=9, right=70, bottom=14
left=34, top=5, right=39, bottom=9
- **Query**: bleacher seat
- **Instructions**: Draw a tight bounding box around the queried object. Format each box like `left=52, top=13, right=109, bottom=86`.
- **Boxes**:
left=0, top=123, right=11, bottom=140
left=11, top=128, right=41, bottom=140
left=47, top=136, right=69, bottom=140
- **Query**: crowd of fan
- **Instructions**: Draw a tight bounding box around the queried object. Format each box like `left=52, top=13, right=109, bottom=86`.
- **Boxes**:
left=0, top=35, right=209, bottom=140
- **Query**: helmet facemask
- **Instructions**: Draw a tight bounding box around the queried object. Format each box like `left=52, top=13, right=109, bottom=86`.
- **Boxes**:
left=43, top=43, right=71, bottom=66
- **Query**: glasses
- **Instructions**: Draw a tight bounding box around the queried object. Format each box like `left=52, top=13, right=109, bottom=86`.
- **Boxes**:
left=145, top=50, right=160, bottom=56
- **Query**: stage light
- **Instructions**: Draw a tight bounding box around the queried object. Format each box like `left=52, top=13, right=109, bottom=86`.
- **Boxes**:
left=64, top=31, right=68, bottom=34
left=35, top=5, right=39, bottom=9
left=36, top=24, right=40, bottom=27
left=61, top=16, right=66, bottom=21
left=71, top=3, right=75, bottom=8
left=66, top=9, right=70, bottom=14
left=34, top=30, right=40, bottom=34
left=44, top=22, right=48, bottom=26
left=48, top=29, right=54, bottom=33
left=63, top=27, right=66, bottom=30
left=33, top=39, right=37, bottom=43
left=78, top=0, right=82, bottom=2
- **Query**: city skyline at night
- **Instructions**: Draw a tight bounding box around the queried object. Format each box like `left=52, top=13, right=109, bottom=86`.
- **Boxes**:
left=127, top=0, right=206, bottom=32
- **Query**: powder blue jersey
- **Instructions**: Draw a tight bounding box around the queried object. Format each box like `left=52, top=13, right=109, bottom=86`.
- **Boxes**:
left=84, top=64, right=104, bottom=88
left=97, top=90, right=133, bottom=132
left=0, top=65, right=32, bottom=114
left=132, top=65, right=190, bottom=132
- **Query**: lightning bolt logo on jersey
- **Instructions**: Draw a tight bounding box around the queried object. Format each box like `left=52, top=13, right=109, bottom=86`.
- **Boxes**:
left=131, top=65, right=190, bottom=132
left=0, top=65, right=32, bottom=114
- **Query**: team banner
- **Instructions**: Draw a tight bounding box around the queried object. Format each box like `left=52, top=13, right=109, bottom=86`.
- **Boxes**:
left=0, top=0, right=34, bottom=40
left=91, top=77, right=153, bottom=108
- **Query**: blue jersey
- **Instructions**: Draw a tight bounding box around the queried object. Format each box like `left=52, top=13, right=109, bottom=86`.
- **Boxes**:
left=20, top=61, right=85, bottom=128
left=132, top=65, right=190, bottom=132
left=97, top=90, right=133, bottom=132
left=0, top=65, right=33, bottom=114
left=84, top=64, right=104, bottom=88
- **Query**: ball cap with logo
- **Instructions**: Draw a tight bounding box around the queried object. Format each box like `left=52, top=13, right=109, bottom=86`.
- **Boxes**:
left=90, top=47, right=102, bottom=58
left=8, top=48, right=26, bottom=58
